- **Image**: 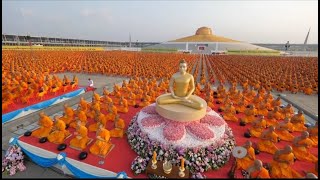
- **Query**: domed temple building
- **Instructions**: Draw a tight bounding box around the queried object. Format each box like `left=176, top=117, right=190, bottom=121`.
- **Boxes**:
left=147, top=26, right=277, bottom=54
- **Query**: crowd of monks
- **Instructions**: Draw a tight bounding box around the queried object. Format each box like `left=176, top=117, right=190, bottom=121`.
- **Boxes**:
left=208, top=83, right=319, bottom=178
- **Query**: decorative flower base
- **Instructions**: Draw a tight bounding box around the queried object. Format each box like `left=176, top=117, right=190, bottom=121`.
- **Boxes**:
left=127, top=104, right=236, bottom=174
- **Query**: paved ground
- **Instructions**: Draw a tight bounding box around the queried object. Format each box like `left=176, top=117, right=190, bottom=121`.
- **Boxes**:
left=2, top=73, right=318, bottom=178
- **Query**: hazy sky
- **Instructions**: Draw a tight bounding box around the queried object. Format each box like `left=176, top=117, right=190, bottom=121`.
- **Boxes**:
left=2, top=0, right=318, bottom=44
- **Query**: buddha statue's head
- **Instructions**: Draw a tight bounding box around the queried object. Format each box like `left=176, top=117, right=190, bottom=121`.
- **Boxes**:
left=179, top=59, right=187, bottom=74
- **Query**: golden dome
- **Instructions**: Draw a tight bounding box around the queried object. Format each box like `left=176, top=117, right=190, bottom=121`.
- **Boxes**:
left=195, top=27, right=213, bottom=35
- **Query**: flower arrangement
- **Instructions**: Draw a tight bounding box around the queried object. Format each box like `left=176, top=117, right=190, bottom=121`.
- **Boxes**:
left=127, top=113, right=236, bottom=175
left=2, top=145, right=26, bottom=176
left=131, top=156, right=148, bottom=175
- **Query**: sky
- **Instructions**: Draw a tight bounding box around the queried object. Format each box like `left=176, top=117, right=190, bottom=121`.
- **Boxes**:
left=2, top=0, right=318, bottom=44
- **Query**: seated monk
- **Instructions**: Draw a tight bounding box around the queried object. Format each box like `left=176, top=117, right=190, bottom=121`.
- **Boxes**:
left=270, top=97, right=281, bottom=110
left=264, top=91, right=274, bottom=104
left=62, top=75, right=70, bottom=86
left=271, top=106, right=283, bottom=120
left=59, top=104, right=75, bottom=125
left=116, top=96, right=128, bottom=113
left=216, top=83, right=227, bottom=102
left=79, top=97, right=89, bottom=112
left=127, top=91, right=137, bottom=106
left=31, top=112, right=54, bottom=138
left=69, top=109, right=87, bottom=129
left=257, top=126, right=279, bottom=154
left=249, top=116, right=267, bottom=138
left=106, top=102, right=117, bottom=122
left=307, top=122, right=318, bottom=146
left=219, top=95, right=232, bottom=112
left=222, top=103, right=238, bottom=122
left=291, top=110, right=307, bottom=132
left=303, top=84, right=313, bottom=95
left=235, top=97, right=248, bottom=113
left=89, top=110, right=107, bottom=132
left=194, top=82, right=202, bottom=96
left=241, top=105, right=257, bottom=124
left=69, top=120, right=89, bottom=150
left=281, top=104, right=294, bottom=119
left=275, top=117, right=294, bottom=142
left=205, top=91, right=215, bottom=109
left=246, top=159, right=270, bottom=178
left=231, top=90, right=243, bottom=104
left=140, top=91, right=152, bottom=107
left=270, top=145, right=302, bottom=178
left=101, top=87, right=110, bottom=99
left=265, top=108, right=280, bottom=127
left=256, top=100, right=269, bottom=117
left=89, top=122, right=113, bottom=157
left=292, top=131, right=318, bottom=163
left=251, top=94, right=263, bottom=108
left=93, top=91, right=101, bottom=102
left=47, top=116, right=70, bottom=144
left=236, top=140, right=256, bottom=170
left=71, top=75, right=78, bottom=85
left=86, top=99, right=100, bottom=119
left=157, top=60, right=204, bottom=110
left=110, top=114, right=126, bottom=138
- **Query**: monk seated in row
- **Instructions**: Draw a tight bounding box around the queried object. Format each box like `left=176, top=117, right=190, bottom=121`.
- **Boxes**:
left=86, top=99, right=100, bottom=119
left=256, top=100, right=269, bottom=117
left=270, top=145, right=302, bottom=178
left=234, top=97, right=248, bottom=113
left=31, top=112, right=54, bottom=138
left=216, top=83, right=227, bottom=102
left=257, top=126, right=279, bottom=154
left=275, top=117, right=294, bottom=142
left=59, top=104, right=75, bottom=125
left=89, top=110, right=107, bottom=132
left=281, top=104, right=294, bottom=118
left=240, top=105, right=257, bottom=124
left=222, top=103, right=238, bottom=122
left=249, top=116, right=267, bottom=138
left=139, top=92, right=151, bottom=107
left=89, top=122, right=113, bottom=157
left=265, top=109, right=279, bottom=127
left=307, top=122, right=318, bottom=146
left=292, top=131, right=318, bottom=163
left=116, top=96, right=129, bottom=113
left=110, top=115, right=126, bottom=138
left=69, top=110, right=87, bottom=129
left=47, top=116, right=71, bottom=144
left=78, top=97, right=89, bottom=112
left=246, top=159, right=270, bottom=178
left=291, top=110, right=307, bottom=132
left=127, top=91, right=137, bottom=106
left=70, top=120, right=91, bottom=150
left=270, top=97, right=281, bottom=110
left=205, top=91, right=215, bottom=109
left=236, top=140, right=256, bottom=170
left=93, top=91, right=101, bottom=102
left=219, top=95, right=232, bottom=112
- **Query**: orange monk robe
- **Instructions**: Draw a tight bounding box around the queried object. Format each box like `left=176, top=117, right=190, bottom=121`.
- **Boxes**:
left=270, top=152, right=302, bottom=178
left=250, top=167, right=270, bottom=178
left=93, top=92, right=101, bottom=102
left=236, top=146, right=255, bottom=170
left=59, top=106, right=75, bottom=125
left=275, top=122, right=294, bottom=142
left=69, top=125, right=89, bottom=150
left=32, top=115, right=54, bottom=138
left=205, top=95, right=215, bottom=109
left=127, top=93, right=137, bottom=106
left=291, top=114, right=307, bottom=132
left=223, top=105, right=238, bottom=122
left=281, top=105, right=294, bottom=119
left=140, top=94, right=151, bottom=107
left=89, top=113, right=107, bottom=132
left=256, top=102, right=269, bottom=117
left=89, top=128, right=112, bottom=156
left=86, top=102, right=100, bottom=119
left=47, top=120, right=69, bottom=144
left=241, top=107, right=257, bottom=124
left=304, top=86, right=313, bottom=95
left=117, top=98, right=128, bottom=113
left=249, top=118, right=267, bottom=138
left=220, top=97, right=232, bottom=112
left=69, top=110, right=87, bottom=129
left=308, top=126, right=318, bottom=146
left=272, top=107, right=283, bottom=120
left=110, top=118, right=126, bottom=138
left=257, top=131, right=279, bottom=154
left=292, top=138, right=318, bottom=163
left=265, top=111, right=279, bottom=127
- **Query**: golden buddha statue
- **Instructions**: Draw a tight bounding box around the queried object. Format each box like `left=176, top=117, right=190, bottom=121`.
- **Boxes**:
left=156, top=59, right=204, bottom=110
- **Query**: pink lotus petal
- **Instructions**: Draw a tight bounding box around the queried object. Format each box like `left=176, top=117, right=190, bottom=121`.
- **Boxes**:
left=164, top=119, right=192, bottom=126
left=206, top=107, right=212, bottom=112
left=200, top=115, right=225, bottom=127
left=141, top=115, right=165, bottom=128
left=163, top=123, right=185, bottom=141
left=186, top=122, right=214, bottom=140
left=141, top=106, right=157, bottom=114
